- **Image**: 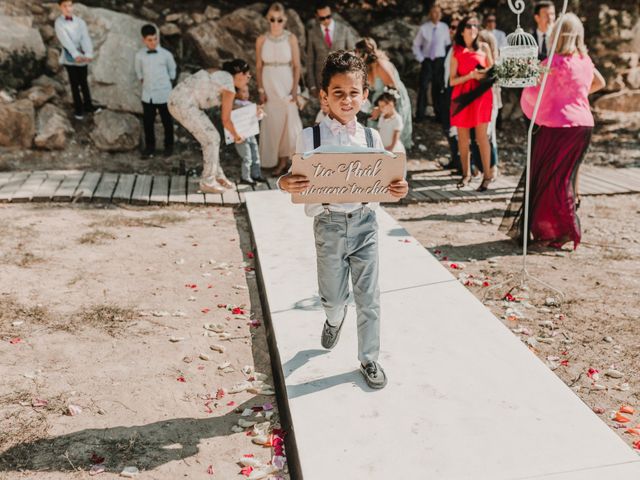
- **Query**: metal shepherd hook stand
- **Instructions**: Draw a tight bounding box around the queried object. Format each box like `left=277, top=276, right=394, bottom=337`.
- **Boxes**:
left=510, top=0, right=569, bottom=300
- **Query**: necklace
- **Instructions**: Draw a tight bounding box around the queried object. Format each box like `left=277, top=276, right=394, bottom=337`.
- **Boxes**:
left=267, top=31, right=290, bottom=42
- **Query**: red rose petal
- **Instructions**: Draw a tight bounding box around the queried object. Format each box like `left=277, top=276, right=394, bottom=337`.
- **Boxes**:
left=207, top=464, right=214, bottom=475
left=9, top=338, right=22, bottom=344
left=240, top=466, right=253, bottom=476
left=177, top=376, right=186, bottom=383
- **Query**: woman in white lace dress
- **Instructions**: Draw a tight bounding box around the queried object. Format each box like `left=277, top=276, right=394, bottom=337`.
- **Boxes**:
left=256, top=2, right=303, bottom=175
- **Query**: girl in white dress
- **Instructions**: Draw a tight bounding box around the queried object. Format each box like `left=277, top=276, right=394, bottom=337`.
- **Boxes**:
left=375, top=91, right=405, bottom=153
left=256, top=2, right=303, bottom=175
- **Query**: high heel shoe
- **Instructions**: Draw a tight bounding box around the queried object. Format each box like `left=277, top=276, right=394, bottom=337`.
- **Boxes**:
left=477, top=177, right=494, bottom=192
left=217, top=177, right=234, bottom=189
left=456, top=176, right=472, bottom=189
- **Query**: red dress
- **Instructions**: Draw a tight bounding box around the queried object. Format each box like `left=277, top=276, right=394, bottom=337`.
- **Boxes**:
left=450, top=45, right=492, bottom=128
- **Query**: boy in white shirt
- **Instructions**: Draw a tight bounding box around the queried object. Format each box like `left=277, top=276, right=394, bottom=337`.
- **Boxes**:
left=54, top=0, right=98, bottom=120
left=279, top=51, right=408, bottom=389
left=135, top=24, right=177, bottom=159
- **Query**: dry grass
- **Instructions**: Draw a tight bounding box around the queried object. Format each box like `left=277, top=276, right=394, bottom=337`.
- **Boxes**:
left=78, top=229, right=117, bottom=245
left=90, top=213, right=186, bottom=229
left=77, top=304, right=137, bottom=337
left=0, top=391, right=70, bottom=452
left=0, top=297, right=55, bottom=337
left=0, top=297, right=137, bottom=337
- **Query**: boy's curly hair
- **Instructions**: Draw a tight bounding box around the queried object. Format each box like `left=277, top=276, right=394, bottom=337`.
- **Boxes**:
left=321, top=50, right=369, bottom=92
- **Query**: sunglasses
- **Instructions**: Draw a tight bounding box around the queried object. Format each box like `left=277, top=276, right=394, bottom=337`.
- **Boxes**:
left=318, top=14, right=332, bottom=21
left=269, top=17, right=284, bottom=23
left=465, top=23, right=479, bottom=29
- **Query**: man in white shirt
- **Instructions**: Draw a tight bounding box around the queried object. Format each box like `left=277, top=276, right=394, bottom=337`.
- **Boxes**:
left=483, top=14, right=508, bottom=49
left=412, top=4, right=450, bottom=123
left=54, top=0, right=98, bottom=120
left=532, top=1, right=556, bottom=61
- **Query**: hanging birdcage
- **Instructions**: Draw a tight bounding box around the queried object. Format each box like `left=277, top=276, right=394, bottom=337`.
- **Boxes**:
left=494, top=1, right=541, bottom=88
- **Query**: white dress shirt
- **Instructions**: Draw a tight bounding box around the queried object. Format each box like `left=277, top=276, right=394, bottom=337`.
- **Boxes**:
left=135, top=46, right=177, bottom=104
left=412, top=21, right=451, bottom=62
left=54, top=15, right=93, bottom=66
left=536, top=29, right=549, bottom=55
left=290, top=115, right=385, bottom=217
left=320, top=19, right=335, bottom=45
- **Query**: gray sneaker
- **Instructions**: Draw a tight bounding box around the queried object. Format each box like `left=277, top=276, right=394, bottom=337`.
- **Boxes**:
left=321, top=307, right=347, bottom=350
left=360, top=361, right=388, bottom=389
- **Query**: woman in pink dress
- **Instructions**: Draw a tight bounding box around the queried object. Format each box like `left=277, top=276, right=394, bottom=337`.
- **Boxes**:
left=501, top=13, right=605, bottom=249
left=449, top=15, right=494, bottom=191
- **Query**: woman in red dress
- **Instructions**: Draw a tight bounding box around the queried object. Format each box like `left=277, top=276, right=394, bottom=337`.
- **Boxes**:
left=449, top=15, right=494, bottom=191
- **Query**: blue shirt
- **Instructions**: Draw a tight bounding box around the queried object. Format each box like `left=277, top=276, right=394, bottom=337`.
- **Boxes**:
left=54, top=15, right=93, bottom=66
left=134, top=46, right=177, bottom=104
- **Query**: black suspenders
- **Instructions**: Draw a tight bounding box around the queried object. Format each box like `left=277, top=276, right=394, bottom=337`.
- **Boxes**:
left=312, top=124, right=374, bottom=149
left=314, top=124, right=373, bottom=207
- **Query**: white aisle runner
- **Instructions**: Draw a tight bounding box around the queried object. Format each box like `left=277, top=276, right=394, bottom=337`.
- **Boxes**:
left=245, top=190, right=640, bottom=480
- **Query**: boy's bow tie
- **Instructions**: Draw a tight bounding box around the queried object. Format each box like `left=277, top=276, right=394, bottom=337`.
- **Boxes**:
left=329, top=118, right=357, bottom=136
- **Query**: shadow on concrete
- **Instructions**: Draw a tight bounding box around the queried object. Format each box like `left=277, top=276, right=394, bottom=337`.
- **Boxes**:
left=286, top=368, right=373, bottom=399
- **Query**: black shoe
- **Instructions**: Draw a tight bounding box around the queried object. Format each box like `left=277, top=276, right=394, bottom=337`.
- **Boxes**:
left=321, top=307, right=347, bottom=350
left=85, top=105, right=102, bottom=114
left=360, top=361, right=388, bottom=389
left=141, top=150, right=155, bottom=159
left=251, top=176, right=267, bottom=183
left=239, top=178, right=256, bottom=186
left=477, top=177, right=494, bottom=192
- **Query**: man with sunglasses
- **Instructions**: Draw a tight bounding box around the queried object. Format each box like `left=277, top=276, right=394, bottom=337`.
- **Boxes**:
left=413, top=4, right=450, bottom=123
left=305, top=1, right=357, bottom=96
left=483, top=13, right=507, bottom=49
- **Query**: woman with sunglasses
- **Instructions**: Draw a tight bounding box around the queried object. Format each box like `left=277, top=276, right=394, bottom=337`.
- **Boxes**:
left=256, top=2, right=303, bottom=176
left=449, top=15, right=494, bottom=191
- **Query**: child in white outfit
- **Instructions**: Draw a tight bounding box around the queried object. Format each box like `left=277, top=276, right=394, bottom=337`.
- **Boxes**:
left=375, top=91, right=405, bottom=153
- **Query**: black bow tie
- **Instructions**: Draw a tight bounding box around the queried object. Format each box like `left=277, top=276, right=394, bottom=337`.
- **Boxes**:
left=65, top=16, right=73, bottom=21
left=147, top=49, right=158, bottom=54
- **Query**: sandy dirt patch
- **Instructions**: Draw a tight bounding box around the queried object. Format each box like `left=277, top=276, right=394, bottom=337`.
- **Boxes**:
left=0, top=204, right=288, bottom=479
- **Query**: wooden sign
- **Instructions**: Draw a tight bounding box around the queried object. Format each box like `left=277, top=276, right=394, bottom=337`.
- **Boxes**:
left=291, top=152, right=406, bottom=204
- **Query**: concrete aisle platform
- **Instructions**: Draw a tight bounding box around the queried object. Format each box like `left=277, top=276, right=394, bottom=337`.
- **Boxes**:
left=245, top=191, right=640, bottom=480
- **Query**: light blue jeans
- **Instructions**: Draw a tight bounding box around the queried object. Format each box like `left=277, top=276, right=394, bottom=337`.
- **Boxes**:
left=313, top=207, right=380, bottom=364
left=234, top=136, right=261, bottom=181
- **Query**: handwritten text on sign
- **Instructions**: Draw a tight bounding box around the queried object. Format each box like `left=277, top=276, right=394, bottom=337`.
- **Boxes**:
left=291, top=152, right=406, bottom=204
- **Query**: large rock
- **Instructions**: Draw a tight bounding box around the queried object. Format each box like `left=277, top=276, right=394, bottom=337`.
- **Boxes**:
left=0, top=14, right=46, bottom=62
left=18, top=84, right=56, bottom=107
left=187, top=20, right=246, bottom=68
left=47, top=4, right=149, bottom=114
left=187, top=6, right=308, bottom=70
left=370, top=18, right=420, bottom=78
left=90, top=109, right=140, bottom=151
left=0, top=99, right=35, bottom=148
left=34, top=103, right=72, bottom=150
left=593, top=90, right=640, bottom=113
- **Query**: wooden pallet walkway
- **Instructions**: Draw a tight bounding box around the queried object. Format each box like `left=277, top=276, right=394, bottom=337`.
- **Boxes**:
left=0, top=171, right=276, bottom=206
left=405, top=165, right=640, bottom=203
left=0, top=166, right=637, bottom=206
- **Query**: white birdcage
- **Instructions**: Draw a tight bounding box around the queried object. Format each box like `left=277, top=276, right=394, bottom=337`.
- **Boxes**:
left=496, top=1, right=540, bottom=88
